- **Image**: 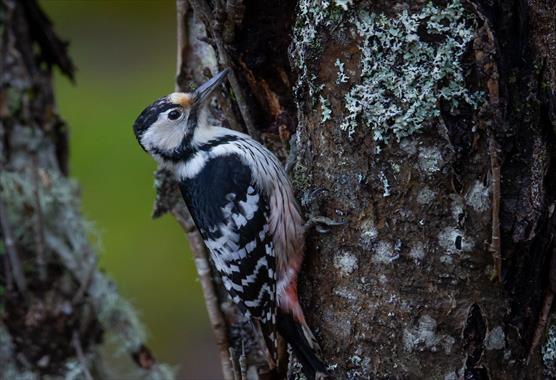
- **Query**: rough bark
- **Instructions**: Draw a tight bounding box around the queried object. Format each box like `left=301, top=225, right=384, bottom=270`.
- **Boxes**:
left=173, top=0, right=556, bottom=378
left=293, top=0, right=556, bottom=378
left=0, top=1, right=172, bottom=378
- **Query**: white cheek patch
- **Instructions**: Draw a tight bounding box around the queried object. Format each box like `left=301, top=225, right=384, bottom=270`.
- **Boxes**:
left=141, top=114, right=187, bottom=153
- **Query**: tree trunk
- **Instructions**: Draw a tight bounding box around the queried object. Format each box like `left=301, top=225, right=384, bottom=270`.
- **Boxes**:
left=0, top=1, right=172, bottom=378
left=175, top=0, right=556, bottom=378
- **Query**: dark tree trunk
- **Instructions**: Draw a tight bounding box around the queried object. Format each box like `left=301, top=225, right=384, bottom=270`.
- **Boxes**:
left=0, top=1, right=172, bottom=378
left=174, top=0, right=556, bottom=378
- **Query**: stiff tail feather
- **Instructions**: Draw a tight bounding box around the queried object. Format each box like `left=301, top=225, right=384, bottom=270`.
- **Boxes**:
left=257, top=318, right=278, bottom=369
left=277, top=313, right=328, bottom=380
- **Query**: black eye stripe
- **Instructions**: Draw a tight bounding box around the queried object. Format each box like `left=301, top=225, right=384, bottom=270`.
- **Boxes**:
left=133, top=100, right=175, bottom=135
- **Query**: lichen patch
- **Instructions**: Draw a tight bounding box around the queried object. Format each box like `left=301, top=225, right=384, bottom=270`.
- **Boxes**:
left=334, top=252, right=359, bottom=275
left=334, top=287, right=358, bottom=301
left=335, top=58, right=350, bottom=84
left=372, top=240, right=399, bottom=264
left=291, top=0, right=349, bottom=100
left=543, top=325, right=556, bottom=377
left=403, top=315, right=454, bottom=353
left=333, top=0, right=352, bottom=11
left=450, top=194, right=465, bottom=223
left=418, top=146, right=444, bottom=174
left=417, top=187, right=436, bottom=205
left=399, top=138, right=418, bottom=155
left=337, top=1, right=481, bottom=141
left=319, top=95, right=333, bottom=124
left=360, top=219, right=378, bottom=249
left=403, top=315, right=439, bottom=352
left=409, top=242, right=426, bottom=261
left=485, top=326, right=505, bottom=350
left=465, top=180, right=490, bottom=212
left=438, top=226, right=474, bottom=254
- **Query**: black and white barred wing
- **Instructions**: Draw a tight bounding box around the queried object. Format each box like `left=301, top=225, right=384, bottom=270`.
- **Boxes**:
left=178, top=154, right=277, bottom=351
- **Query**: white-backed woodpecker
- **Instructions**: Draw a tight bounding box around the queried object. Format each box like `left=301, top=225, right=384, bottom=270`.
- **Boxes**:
left=132, top=69, right=327, bottom=379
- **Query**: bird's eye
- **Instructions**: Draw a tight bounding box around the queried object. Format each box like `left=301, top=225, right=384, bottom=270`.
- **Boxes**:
left=168, top=110, right=182, bottom=121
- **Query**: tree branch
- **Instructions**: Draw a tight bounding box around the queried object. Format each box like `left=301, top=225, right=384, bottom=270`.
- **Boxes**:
left=489, top=138, right=502, bottom=282
left=171, top=206, right=235, bottom=380
left=31, top=157, right=47, bottom=282
left=176, top=0, right=189, bottom=88
left=72, top=330, right=93, bottom=380
left=0, top=194, right=28, bottom=297
left=528, top=290, right=554, bottom=361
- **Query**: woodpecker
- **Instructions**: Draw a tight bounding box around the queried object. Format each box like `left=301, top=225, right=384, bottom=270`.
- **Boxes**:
left=132, top=69, right=327, bottom=379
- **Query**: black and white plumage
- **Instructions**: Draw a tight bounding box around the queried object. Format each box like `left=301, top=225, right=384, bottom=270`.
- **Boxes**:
left=180, top=153, right=278, bottom=353
left=133, top=69, right=327, bottom=379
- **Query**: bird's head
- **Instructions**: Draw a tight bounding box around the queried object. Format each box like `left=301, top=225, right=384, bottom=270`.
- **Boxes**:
left=132, top=68, right=230, bottom=160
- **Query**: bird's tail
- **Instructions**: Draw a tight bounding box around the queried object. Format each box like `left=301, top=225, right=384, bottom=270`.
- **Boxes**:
left=277, top=312, right=328, bottom=380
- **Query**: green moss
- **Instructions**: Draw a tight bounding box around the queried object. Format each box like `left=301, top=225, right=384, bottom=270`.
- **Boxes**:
left=292, top=161, right=312, bottom=193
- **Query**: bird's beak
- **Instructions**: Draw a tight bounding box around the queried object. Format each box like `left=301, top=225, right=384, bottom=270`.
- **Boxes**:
left=193, top=68, right=230, bottom=106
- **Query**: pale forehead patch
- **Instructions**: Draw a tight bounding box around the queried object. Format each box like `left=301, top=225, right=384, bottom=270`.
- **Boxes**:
left=168, top=92, right=193, bottom=107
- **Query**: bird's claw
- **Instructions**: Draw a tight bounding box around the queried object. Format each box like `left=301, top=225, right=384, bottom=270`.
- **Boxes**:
left=304, top=216, right=346, bottom=234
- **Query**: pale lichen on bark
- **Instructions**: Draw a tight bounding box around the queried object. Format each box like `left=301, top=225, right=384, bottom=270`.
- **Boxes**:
left=339, top=1, right=481, bottom=142
left=288, top=0, right=520, bottom=378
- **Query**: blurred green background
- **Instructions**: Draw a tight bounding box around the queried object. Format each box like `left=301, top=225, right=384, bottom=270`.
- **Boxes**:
left=41, top=1, right=220, bottom=378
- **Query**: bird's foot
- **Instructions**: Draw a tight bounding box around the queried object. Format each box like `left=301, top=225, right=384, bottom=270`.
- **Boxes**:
left=304, top=215, right=345, bottom=234
left=302, top=187, right=345, bottom=233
